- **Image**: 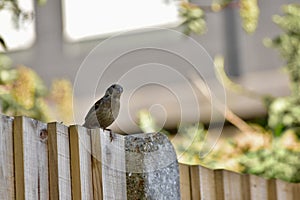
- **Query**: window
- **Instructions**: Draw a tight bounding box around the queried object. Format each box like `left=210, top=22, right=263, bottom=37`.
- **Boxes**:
left=0, top=0, right=35, bottom=52
left=62, top=0, right=181, bottom=41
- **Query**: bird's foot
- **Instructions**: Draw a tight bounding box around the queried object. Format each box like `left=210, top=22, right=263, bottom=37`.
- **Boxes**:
left=105, top=128, right=114, bottom=142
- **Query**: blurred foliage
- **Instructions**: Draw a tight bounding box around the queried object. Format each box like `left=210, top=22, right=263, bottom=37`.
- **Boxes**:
left=180, top=0, right=259, bottom=35
left=240, top=130, right=300, bottom=182
left=0, top=54, right=73, bottom=123
left=239, top=0, right=260, bottom=34
left=203, top=3, right=300, bottom=182
left=240, top=149, right=300, bottom=182
left=268, top=96, right=300, bottom=136
left=199, top=126, right=274, bottom=172
left=263, top=3, right=300, bottom=135
left=50, top=79, right=74, bottom=124
left=172, top=123, right=207, bottom=164
left=215, top=3, right=300, bottom=136
left=138, top=111, right=300, bottom=182
left=179, top=2, right=206, bottom=35
left=204, top=127, right=300, bottom=183
left=264, top=4, right=300, bottom=97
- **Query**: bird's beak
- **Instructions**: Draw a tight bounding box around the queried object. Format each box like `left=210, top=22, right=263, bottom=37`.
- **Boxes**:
left=117, top=87, right=123, bottom=94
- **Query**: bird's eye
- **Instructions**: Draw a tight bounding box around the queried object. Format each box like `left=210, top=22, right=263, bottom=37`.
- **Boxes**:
left=95, top=102, right=100, bottom=110
left=108, top=87, right=113, bottom=94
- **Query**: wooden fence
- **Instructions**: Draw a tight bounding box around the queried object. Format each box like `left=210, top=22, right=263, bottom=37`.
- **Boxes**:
left=0, top=115, right=300, bottom=200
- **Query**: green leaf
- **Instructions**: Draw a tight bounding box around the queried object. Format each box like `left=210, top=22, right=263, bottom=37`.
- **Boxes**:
left=274, top=123, right=285, bottom=137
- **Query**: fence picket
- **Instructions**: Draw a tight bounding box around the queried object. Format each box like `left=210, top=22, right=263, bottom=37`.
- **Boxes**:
left=90, top=129, right=103, bottom=200
left=250, top=175, right=277, bottom=200
left=223, top=170, right=251, bottom=200
left=199, top=166, right=224, bottom=200
left=13, top=116, right=48, bottom=199
left=179, top=164, right=191, bottom=199
left=48, top=122, right=72, bottom=200
left=276, top=179, right=300, bottom=200
left=0, top=115, right=14, bottom=200
left=69, top=125, right=93, bottom=200
left=190, top=166, right=201, bottom=200
left=100, top=130, right=127, bottom=200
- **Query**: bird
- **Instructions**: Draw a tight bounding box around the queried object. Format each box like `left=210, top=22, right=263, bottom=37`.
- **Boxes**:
left=83, top=84, right=123, bottom=141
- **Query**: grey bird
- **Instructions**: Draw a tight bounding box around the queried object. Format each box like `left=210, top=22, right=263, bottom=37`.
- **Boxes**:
left=83, top=84, right=123, bottom=140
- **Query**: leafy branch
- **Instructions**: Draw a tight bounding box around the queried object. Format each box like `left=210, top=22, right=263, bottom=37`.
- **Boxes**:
left=0, top=54, right=73, bottom=124
left=179, top=0, right=260, bottom=35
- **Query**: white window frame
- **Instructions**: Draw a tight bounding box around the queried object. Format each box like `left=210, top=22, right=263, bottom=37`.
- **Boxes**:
left=62, top=0, right=182, bottom=42
left=0, top=0, right=35, bottom=52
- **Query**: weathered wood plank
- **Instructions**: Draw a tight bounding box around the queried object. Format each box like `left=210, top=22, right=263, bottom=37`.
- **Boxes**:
left=267, top=179, right=277, bottom=200
left=48, top=122, right=72, bottom=200
left=0, top=115, right=14, bottom=200
left=100, top=131, right=126, bottom=200
left=190, top=165, right=201, bottom=200
left=179, top=164, right=191, bottom=200
left=249, top=175, right=277, bottom=200
left=223, top=170, right=251, bottom=200
left=214, top=169, right=224, bottom=200
left=199, top=166, right=224, bottom=200
left=69, top=125, right=93, bottom=200
left=14, top=116, right=48, bottom=199
left=90, top=129, right=103, bottom=200
left=276, top=179, right=300, bottom=200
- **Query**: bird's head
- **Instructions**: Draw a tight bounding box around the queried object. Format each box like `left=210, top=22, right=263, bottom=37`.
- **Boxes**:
left=105, top=84, right=123, bottom=98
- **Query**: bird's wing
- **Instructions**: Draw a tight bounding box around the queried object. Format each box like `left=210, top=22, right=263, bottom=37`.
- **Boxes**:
left=83, top=98, right=105, bottom=128
left=84, top=98, right=102, bottom=121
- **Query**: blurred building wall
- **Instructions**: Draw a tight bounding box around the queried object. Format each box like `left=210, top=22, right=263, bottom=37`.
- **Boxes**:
left=7, top=0, right=294, bottom=84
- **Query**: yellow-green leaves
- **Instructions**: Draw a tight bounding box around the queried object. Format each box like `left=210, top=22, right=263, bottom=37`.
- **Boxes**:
left=0, top=54, right=73, bottom=123
left=240, top=0, right=260, bottom=34
left=273, top=4, right=300, bottom=34
left=180, top=2, right=206, bottom=35
left=265, top=3, right=300, bottom=98
left=12, top=66, right=37, bottom=110
left=50, top=79, right=73, bottom=124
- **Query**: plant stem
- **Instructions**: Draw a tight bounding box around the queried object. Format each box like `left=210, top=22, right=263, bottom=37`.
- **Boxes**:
left=190, top=74, right=255, bottom=134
